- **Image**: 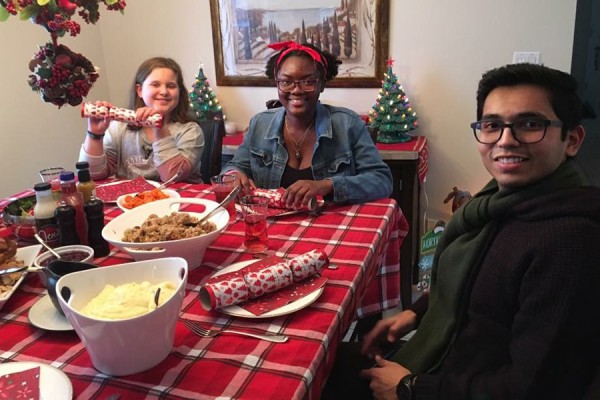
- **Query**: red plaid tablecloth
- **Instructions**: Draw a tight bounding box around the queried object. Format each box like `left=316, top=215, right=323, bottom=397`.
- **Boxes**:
left=0, top=182, right=408, bottom=399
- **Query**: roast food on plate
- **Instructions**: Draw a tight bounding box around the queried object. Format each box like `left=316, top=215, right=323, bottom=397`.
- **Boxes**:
left=0, top=238, right=24, bottom=298
left=121, top=212, right=217, bottom=242
left=80, top=280, right=176, bottom=320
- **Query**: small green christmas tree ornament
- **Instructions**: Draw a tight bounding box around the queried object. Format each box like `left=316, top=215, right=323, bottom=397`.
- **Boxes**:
left=369, top=58, right=418, bottom=143
left=189, top=65, right=223, bottom=121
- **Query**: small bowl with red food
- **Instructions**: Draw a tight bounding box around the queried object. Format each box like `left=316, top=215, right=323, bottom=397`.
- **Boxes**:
left=1, top=194, right=37, bottom=242
left=33, top=244, right=94, bottom=286
left=116, top=189, right=180, bottom=213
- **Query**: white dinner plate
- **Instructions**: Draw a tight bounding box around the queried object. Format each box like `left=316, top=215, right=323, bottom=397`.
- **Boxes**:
left=0, top=245, right=42, bottom=312
left=116, top=188, right=181, bottom=212
left=0, top=361, right=73, bottom=400
left=211, top=259, right=324, bottom=318
left=95, top=179, right=160, bottom=203
left=28, top=293, right=73, bottom=331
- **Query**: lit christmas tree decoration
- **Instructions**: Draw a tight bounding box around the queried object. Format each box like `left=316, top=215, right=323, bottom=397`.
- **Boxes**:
left=368, top=58, right=418, bottom=143
left=189, top=65, right=224, bottom=121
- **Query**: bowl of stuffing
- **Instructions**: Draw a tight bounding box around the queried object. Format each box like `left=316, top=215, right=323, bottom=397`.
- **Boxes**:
left=55, top=256, right=188, bottom=376
left=102, top=198, right=229, bottom=269
left=1, top=195, right=37, bottom=242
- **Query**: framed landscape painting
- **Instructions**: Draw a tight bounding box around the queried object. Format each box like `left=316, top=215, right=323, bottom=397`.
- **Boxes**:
left=209, top=0, right=390, bottom=88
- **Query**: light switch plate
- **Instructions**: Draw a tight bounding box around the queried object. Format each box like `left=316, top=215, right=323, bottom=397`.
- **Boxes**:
left=513, top=52, right=541, bottom=64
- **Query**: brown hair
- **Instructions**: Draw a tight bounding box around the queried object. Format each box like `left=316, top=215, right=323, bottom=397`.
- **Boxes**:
left=129, top=57, right=194, bottom=128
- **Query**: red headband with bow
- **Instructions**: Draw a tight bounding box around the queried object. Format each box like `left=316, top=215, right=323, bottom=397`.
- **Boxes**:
left=268, top=41, right=328, bottom=68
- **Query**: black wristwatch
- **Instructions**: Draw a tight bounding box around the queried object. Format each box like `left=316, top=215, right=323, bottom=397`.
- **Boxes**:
left=396, top=373, right=417, bottom=399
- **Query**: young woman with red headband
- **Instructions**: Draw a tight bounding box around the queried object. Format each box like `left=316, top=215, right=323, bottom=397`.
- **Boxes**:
left=222, top=42, right=392, bottom=207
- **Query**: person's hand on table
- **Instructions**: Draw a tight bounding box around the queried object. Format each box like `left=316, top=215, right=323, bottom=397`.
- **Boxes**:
left=282, top=179, right=332, bottom=209
left=231, top=171, right=256, bottom=196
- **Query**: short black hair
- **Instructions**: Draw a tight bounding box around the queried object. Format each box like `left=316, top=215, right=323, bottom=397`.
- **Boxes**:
left=265, top=42, right=342, bottom=82
left=476, top=63, right=583, bottom=138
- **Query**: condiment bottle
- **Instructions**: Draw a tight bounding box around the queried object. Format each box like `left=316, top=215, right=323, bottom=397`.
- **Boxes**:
left=84, top=198, right=110, bottom=257
left=76, top=161, right=96, bottom=203
left=33, top=182, right=60, bottom=248
left=54, top=204, right=80, bottom=246
left=59, top=171, right=88, bottom=245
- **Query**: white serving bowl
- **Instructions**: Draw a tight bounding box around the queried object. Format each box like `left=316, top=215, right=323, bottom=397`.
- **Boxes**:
left=116, top=188, right=180, bottom=213
left=102, top=198, right=228, bottom=269
left=55, top=257, right=188, bottom=376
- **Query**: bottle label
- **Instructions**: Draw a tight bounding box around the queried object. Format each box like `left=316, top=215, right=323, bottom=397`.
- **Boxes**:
left=35, top=217, right=60, bottom=247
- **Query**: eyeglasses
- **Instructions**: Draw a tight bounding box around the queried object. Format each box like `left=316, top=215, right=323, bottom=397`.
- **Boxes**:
left=470, top=118, right=563, bottom=144
left=275, top=79, right=320, bottom=93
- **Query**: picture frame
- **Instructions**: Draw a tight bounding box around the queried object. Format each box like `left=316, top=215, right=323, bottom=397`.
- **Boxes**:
left=209, top=0, right=390, bottom=88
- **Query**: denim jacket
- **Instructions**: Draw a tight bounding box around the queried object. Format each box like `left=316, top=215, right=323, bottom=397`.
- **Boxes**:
left=223, top=103, right=392, bottom=204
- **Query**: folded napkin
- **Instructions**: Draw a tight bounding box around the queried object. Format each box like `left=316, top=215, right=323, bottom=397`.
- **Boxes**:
left=251, top=188, right=321, bottom=212
left=81, top=102, right=163, bottom=128
left=200, top=249, right=328, bottom=316
left=0, top=366, right=40, bottom=399
left=96, top=177, right=157, bottom=203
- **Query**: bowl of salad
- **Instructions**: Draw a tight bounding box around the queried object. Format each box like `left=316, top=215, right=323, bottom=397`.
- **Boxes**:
left=1, top=194, right=37, bottom=242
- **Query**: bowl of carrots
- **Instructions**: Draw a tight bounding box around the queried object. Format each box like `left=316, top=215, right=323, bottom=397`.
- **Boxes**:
left=117, top=189, right=180, bottom=212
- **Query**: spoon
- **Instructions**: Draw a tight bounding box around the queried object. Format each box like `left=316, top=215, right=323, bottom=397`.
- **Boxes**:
left=154, top=287, right=161, bottom=307
left=132, top=172, right=181, bottom=199
left=34, top=233, right=62, bottom=261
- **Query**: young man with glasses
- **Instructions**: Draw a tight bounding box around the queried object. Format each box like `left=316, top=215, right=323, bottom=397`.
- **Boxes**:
left=324, top=63, right=600, bottom=399
left=222, top=42, right=392, bottom=207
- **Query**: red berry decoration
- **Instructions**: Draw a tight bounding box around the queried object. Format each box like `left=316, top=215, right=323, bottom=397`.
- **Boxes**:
left=1, top=0, right=126, bottom=108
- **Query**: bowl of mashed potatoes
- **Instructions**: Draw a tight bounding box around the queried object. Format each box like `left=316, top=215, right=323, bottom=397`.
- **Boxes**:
left=102, top=197, right=229, bottom=269
left=55, top=256, right=188, bottom=376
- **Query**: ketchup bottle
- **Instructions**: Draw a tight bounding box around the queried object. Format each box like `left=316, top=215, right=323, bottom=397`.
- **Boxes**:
left=59, top=171, right=88, bottom=245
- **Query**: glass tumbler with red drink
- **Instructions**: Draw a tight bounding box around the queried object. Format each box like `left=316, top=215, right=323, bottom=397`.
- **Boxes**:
left=240, top=195, right=269, bottom=253
left=210, top=174, right=238, bottom=221
left=39, top=167, right=65, bottom=202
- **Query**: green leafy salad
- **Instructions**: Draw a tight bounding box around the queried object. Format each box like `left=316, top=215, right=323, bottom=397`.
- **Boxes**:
left=5, top=196, right=36, bottom=217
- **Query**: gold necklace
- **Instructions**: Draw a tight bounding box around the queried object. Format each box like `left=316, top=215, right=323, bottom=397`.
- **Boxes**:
left=284, top=119, right=314, bottom=160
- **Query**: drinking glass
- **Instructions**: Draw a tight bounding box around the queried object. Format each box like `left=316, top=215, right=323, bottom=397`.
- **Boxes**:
left=210, top=174, right=238, bottom=220
left=240, top=195, right=269, bottom=253
left=39, top=167, right=65, bottom=200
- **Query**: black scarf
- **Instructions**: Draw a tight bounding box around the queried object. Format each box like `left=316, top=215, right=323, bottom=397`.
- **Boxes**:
left=392, top=160, right=586, bottom=373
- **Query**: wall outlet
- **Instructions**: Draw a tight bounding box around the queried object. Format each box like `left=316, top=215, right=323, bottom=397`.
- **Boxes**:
left=513, top=51, right=541, bottom=64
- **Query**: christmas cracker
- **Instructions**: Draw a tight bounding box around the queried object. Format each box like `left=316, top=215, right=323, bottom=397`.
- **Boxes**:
left=199, top=249, right=329, bottom=310
left=81, top=102, right=163, bottom=128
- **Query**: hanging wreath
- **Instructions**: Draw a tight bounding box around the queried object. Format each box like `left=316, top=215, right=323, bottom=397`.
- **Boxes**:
left=0, top=0, right=126, bottom=108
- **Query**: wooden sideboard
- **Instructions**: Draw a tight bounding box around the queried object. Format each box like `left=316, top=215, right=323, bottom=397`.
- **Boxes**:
left=222, top=134, right=428, bottom=309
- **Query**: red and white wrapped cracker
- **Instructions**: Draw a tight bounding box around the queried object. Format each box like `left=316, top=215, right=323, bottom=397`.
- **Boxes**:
left=81, top=102, right=163, bottom=128
left=251, top=188, right=320, bottom=211
left=200, top=249, right=329, bottom=312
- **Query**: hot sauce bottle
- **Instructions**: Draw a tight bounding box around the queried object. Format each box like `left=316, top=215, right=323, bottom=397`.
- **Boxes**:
left=59, top=171, right=88, bottom=245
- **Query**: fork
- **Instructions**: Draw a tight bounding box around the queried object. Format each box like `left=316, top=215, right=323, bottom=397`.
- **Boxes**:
left=183, top=319, right=289, bottom=343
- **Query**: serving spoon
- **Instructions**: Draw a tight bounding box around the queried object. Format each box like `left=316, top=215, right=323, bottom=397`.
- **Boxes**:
left=186, top=184, right=241, bottom=226
left=34, top=233, right=62, bottom=260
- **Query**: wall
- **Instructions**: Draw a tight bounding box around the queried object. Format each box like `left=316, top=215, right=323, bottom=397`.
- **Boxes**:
left=1, top=0, right=577, bottom=225
left=0, top=16, right=109, bottom=197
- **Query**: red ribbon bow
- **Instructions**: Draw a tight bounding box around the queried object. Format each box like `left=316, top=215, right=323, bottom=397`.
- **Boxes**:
left=267, top=41, right=328, bottom=68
